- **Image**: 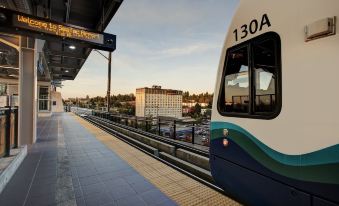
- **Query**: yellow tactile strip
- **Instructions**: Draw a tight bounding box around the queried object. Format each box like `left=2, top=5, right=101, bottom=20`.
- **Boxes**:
left=72, top=114, right=241, bottom=206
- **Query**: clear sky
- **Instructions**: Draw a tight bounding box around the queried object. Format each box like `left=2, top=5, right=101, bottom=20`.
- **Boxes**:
left=60, top=0, right=239, bottom=99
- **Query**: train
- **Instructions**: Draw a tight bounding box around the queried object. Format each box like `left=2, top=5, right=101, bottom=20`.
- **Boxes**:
left=209, top=0, right=339, bottom=205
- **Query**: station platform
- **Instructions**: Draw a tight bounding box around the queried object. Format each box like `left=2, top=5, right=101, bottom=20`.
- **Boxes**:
left=0, top=113, right=239, bottom=206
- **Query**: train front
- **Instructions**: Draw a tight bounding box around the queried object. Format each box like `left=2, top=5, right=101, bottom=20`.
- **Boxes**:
left=209, top=0, right=339, bottom=205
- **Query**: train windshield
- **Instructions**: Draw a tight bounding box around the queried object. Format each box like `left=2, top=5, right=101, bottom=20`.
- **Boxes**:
left=224, top=47, right=249, bottom=113
left=253, top=38, right=277, bottom=113
left=219, top=32, right=281, bottom=119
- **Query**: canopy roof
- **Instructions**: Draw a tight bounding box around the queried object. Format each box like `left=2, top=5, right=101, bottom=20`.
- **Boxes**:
left=0, top=0, right=123, bottom=85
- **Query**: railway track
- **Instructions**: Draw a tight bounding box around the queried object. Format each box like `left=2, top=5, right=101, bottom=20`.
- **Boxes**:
left=77, top=113, right=224, bottom=194
left=89, top=114, right=209, bottom=157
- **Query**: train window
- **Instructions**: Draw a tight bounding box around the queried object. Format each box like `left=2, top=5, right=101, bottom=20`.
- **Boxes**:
left=218, top=32, right=281, bottom=119
left=253, top=39, right=277, bottom=113
left=224, top=47, right=249, bottom=113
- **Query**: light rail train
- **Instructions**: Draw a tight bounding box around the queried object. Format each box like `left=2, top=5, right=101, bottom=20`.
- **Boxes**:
left=210, top=0, right=339, bottom=205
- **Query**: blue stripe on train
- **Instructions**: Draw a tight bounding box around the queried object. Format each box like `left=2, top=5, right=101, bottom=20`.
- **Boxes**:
left=211, top=121, right=339, bottom=166
left=210, top=138, right=339, bottom=205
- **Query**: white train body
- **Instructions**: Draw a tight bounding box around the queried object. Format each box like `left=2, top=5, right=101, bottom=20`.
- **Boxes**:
left=210, top=0, right=339, bottom=205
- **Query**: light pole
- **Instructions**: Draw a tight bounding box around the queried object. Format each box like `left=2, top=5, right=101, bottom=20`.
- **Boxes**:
left=107, top=52, right=112, bottom=113
left=94, top=49, right=112, bottom=113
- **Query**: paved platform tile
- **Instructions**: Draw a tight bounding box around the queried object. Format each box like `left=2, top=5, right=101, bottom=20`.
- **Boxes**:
left=72, top=113, right=241, bottom=206
left=0, top=113, right=178, bottom=206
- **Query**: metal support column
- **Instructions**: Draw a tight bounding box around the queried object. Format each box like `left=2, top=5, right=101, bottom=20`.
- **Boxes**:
left=145, top=120, right=149, bottom=132
left=4, top=107, right=11, bottom=157
left=107, top=51, right=112, bottom=113
left=173, top=120, right=176, bottom=139
left=192, top=123, right=195, bottom=144
left=14, top=107, right=18, bottom=148
left=158, top=118, right=161, bottom=135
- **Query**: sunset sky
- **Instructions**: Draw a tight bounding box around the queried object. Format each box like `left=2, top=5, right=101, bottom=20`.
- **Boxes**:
left=60, top=0, right=239, bottom=99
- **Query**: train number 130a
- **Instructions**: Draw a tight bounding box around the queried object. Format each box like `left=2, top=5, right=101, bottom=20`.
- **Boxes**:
left=233, top=14, right=271, bottom=41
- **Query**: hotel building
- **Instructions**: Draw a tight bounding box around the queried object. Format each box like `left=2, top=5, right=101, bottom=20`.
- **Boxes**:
left=136, top=85, right=182, bottom=118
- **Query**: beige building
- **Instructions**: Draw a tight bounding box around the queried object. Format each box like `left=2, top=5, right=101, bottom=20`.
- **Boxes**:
left=136, top=86, right=182, bottom=118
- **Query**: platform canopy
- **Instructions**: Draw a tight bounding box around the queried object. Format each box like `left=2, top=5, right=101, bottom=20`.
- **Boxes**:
left=0, top=0, right=123, bottom=85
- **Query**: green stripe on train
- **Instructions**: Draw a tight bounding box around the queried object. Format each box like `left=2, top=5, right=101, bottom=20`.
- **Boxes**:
left=211, top=122, right=339, bottom=184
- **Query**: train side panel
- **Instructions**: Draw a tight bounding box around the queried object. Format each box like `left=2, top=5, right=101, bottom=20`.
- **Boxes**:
left=210, top=0, right=339, bottom=205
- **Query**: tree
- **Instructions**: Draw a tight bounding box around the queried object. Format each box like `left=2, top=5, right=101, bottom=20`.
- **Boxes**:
left=113, top=101, right=122, bottom=107
left=207, top=101, right=212, bottom=108
left=183, top=91, right=190, bottom=101
left=118, top=103, right=135, bottom=115
left=193, top=103, right=202, bottom=115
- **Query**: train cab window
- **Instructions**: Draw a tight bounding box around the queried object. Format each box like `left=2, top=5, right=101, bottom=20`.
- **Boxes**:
left=218, top=32, right=281, bottom=119
left=253, top=39, right=277, bottom=113
left=224, top=47, right=249, bottom=113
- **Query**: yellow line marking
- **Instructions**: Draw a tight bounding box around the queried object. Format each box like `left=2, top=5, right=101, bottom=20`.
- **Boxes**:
left=71, top=114, right=241, bottom=206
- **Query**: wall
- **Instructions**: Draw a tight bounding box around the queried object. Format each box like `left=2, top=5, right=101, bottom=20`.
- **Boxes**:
left=51, top=91, right=63, bottom=113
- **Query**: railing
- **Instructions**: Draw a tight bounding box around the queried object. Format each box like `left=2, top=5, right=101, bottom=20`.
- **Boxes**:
left=72, top=107, right=210, bottom=146
left=69, top=107, right=92, bottom=115
left=0, top=107, right=19, bottom=158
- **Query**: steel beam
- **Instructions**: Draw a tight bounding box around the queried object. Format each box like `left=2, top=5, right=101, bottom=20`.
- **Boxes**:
left=48, top=62, right=78, bottom=69
left=45, top=50, right=86, bottom=60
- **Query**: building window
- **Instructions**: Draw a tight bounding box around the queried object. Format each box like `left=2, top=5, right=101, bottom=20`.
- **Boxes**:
left=218, top=32, right=281, bottom=119
left=0, top=84, right=6, bottom=95
left=39, top=86, right=50, bottom=111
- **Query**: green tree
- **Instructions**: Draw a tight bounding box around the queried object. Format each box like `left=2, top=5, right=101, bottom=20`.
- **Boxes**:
left=193, top=103, right=201, bottom=115
left=183, top=91, right=190, bottom=101
left=207, top=101, right=212, bottom=108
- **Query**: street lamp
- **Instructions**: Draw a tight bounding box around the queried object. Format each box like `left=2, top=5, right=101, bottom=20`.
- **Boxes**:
left=94, top=49, right=112, bottom=113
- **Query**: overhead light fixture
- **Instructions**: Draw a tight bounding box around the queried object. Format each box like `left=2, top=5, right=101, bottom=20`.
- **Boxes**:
left=69, top=45, right=76, bottom=50
left=9, top=74, right=19, bottom=78
left=65, top=70, right=69, bottom=73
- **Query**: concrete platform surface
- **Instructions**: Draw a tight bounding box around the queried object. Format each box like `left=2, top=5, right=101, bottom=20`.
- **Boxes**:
left=73, top=114, right=240, bottom=206
left=0, top=113, right=177, bottom=206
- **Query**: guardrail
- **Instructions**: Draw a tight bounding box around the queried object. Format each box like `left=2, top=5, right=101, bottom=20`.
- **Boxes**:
left=0, top=107, right=19, bottom=158
left=71, top=107, right=210, bottom=146
left=87, top=115, right=209, bottom=157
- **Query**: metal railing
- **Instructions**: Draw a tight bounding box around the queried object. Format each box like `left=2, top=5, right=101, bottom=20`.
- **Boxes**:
left=72, top=107, right=210, bottom=147
left=0, top=106, right=19, bottom=158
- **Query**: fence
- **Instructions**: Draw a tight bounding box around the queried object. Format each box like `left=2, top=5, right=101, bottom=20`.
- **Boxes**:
left=0, top=107, right=19, bottom=158
left=71, top=107, right=210, bottom=146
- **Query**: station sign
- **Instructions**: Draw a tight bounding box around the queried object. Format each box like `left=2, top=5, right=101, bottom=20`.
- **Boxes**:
left=0, top=8, right=116, bottom=51
left=13, top=14, right=104, bottom=44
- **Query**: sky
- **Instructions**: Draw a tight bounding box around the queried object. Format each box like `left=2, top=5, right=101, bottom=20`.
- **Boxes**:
left=60, top=0, right=239, bottom=99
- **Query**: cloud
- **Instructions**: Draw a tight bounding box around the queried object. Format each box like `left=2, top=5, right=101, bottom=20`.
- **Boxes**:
left=117, top=40, right=219, bottom=61
left=160, top=43, right=218, bottom=57
left=114, top=0, right=203, bottom=27
left=61, top=0, right=239, bottom=99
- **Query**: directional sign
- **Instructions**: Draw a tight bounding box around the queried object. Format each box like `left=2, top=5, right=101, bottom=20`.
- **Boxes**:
left=0, top=8, right=116, bottom=51
left=13, top=14, right=104, bottom=44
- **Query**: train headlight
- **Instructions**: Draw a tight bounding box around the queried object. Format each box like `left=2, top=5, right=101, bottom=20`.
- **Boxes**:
left=223, top=129, right=229, bottom=147
left=223, top=138, right=229, bottom=147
